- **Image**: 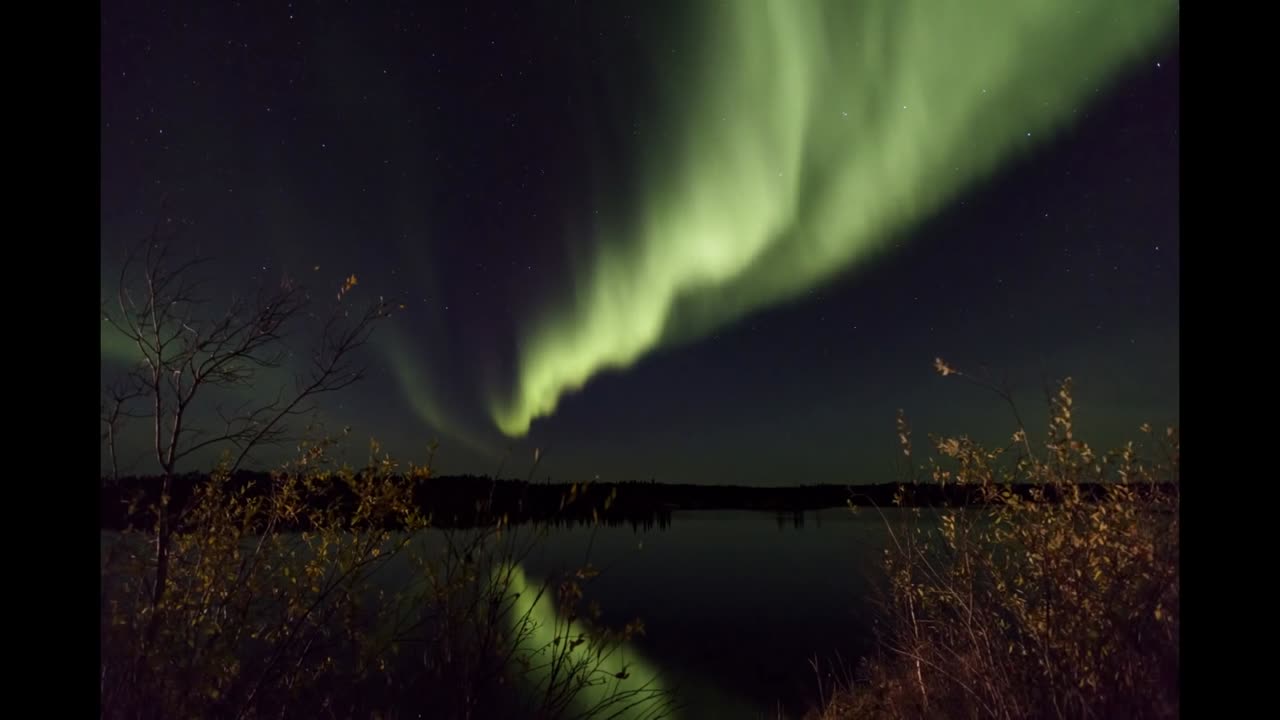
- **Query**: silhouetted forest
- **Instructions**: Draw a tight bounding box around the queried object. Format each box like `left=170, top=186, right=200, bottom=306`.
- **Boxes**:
left=100, top=472, right=1176, bottom=532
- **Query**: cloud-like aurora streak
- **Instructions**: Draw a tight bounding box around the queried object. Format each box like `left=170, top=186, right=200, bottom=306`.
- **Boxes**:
left=493, top=0, right=1177, bottom=436
left=383, top=325, right=498, bottom=457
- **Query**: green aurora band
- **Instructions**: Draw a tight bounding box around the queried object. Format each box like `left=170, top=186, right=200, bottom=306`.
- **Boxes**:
left=384, top=324, right=497, bottom=456
left=492, top=0, right=1177, bottom=436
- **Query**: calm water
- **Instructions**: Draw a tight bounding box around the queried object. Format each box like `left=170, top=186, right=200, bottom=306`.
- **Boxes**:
left=513, top=508, right=900, bottom=718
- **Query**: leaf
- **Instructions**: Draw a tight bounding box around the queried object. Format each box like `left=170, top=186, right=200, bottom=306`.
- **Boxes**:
left=933, top=357, right=955, bottom=377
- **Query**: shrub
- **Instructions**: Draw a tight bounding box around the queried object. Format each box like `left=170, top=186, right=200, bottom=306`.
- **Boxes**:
left=100, top=434, right=673, bottom=719
left=816, top=361, right=1178, bottom=719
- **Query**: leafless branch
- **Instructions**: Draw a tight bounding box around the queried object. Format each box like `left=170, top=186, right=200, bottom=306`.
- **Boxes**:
left=101, top=223, right=394, bottom=611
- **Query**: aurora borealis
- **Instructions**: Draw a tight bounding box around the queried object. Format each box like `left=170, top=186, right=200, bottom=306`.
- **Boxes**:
left=101, top=1, right=1179, bottom=484
left=493, top=0, right=1178, bottom=436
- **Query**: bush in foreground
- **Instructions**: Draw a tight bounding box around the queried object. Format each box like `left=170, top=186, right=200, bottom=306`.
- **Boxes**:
left=100, top=435, right=672, bottom=720
left=815, top=362, right=1178, bottom=720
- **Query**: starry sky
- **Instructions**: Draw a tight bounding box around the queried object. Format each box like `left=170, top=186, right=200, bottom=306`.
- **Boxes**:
left=101, top=1, right=1179, bottom=484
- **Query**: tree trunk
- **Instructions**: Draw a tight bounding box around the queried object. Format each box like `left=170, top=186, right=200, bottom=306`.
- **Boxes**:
left=147, top=473, right=173, bottom=643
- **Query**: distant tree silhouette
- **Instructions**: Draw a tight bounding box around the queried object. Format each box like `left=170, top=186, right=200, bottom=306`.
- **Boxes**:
left=101, top=217, right=392, bottom=617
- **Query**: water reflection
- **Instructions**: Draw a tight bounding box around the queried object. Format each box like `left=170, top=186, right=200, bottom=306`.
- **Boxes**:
left=518, top=509, right=900, bottom=718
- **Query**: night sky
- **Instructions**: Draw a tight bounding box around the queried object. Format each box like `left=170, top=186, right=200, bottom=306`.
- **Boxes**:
left=101, top=1, right=1180, bottom=484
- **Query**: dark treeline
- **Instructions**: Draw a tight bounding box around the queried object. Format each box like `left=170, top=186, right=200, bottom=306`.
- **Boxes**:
left=100, top=472, right=1176, bottom=532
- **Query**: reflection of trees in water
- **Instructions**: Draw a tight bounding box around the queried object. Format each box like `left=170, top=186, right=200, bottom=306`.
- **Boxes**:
left=774, top=510, right=806, bottom=530
left=539, top=510, right=672, bottom=532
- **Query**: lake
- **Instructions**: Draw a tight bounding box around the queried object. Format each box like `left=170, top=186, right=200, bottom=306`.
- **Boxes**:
left=510, top=508, right=900, bottom=718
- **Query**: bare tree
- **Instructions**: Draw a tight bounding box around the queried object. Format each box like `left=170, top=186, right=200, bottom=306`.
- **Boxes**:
left=101, top=376, right=148, bottom=484
left=101, top=219, right=392, bottom=613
